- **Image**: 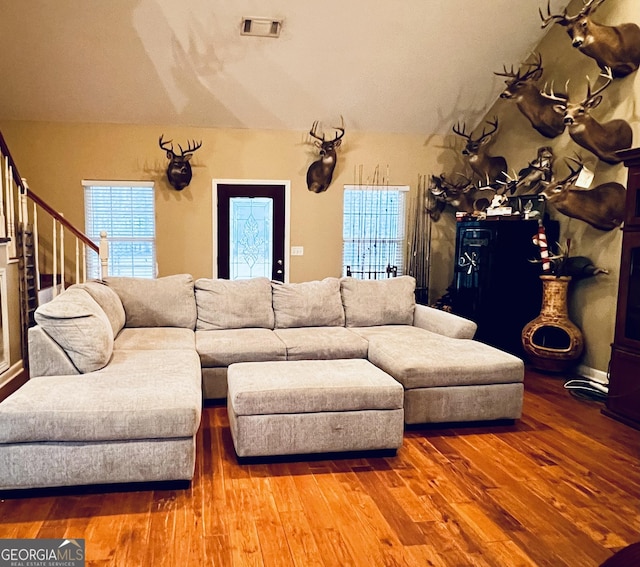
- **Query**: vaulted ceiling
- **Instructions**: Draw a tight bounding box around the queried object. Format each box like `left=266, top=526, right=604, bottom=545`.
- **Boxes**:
left=0, top=0, right=571, bottom=135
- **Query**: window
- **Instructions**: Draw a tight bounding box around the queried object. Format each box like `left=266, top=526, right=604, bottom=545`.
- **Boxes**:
left=83, top=181, right=156, bottom=279
left=342, top=185, right=409, bottom=279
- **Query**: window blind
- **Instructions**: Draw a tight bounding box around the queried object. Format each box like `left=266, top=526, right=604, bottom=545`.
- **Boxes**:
left=83, top=182, right=156, bottom=279
left=343, top=185, right=408, bottom=279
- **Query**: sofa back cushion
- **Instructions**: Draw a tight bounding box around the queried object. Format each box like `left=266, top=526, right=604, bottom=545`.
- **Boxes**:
left=34, top=287, right=114, bottom=373
left=340, top=276, right=416, bottom=327
left=73, top=280, right=126, bottom=338
left=195, top=277, right=274, bottom=330
left=272, top=277, right=345, bottom=328
left=105, top=274, right=197, bottom=329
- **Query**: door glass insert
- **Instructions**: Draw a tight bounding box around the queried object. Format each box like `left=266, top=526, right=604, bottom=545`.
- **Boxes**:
left=625, top=246, right=640, bottom=341
left=229, top=197, right=273, bottom=280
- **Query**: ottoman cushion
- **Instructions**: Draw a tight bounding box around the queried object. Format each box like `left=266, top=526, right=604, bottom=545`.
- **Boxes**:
left=228, top=359, right=403, bottom=415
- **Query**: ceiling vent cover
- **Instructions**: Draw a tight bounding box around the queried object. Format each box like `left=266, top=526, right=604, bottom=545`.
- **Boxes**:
left=241, top=17, right=282, bottom=38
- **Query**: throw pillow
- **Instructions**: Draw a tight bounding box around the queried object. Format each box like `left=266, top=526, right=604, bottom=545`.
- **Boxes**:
left=195, top=277, right=275, bottom=330
left=73, top=280, right=126, bottom=338
left=34, top=287, right=114, bottom=373
left=341, top=276, right=416, bottom=327
left=272, top=277, right=345, bottom=328
left=105, top=274, right=197, bottom=329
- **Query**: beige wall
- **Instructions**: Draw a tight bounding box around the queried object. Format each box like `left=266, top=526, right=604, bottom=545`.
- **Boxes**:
left=0, top=121, right=451, bottom=286
left=1, top=0, right=638, bottom=374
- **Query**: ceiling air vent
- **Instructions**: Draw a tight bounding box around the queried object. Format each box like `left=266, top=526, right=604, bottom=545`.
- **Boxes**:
left=241, top=17, right=282, bottom=38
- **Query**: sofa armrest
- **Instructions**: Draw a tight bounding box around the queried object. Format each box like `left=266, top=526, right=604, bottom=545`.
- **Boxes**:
left=412, top=304, right=477, bottom=339
left=28, top=326, right=80, bottom=377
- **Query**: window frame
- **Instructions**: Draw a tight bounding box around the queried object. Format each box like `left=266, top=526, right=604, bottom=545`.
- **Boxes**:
left=82, top=180, right=157, bottom=279
left=342, top=184, right=409, bottom=280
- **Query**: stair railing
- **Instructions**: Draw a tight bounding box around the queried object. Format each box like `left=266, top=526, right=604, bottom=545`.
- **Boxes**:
left=0, top=130, right=109, bottom=298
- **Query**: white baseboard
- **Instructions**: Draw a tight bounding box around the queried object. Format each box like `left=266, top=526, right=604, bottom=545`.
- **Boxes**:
left=0, top=359, right=25, bottom=389
left=575, top=364, right=609, bottom=384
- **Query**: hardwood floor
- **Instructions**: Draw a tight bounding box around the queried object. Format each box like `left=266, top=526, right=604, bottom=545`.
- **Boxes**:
left=1, top=368, right=638, bottom=567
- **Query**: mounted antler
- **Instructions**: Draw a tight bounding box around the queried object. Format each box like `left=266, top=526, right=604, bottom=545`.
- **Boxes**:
left=553, top=67, right=632, bottom=164
left=495, top=53, right=566, bottom=138
left=429, top=173, right=496, bottom=216
left=306, top=116, right=345, bottom=193
left=452, top=117, right=507, bottom=185
left=539, top=0, right=640, bottom=77
left=540, top=154, right=626, bottom=231
left=159, top=135, right=202, bottom=191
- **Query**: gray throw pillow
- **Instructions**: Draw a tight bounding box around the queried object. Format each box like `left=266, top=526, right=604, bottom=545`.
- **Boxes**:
left=73, top=280, right=126, bottom=338
left=341, top=276, right=416, bottom=327
left=272, top=277, right=345, bottom=328
left=34, top=287, right=114, bottom=373
left=105, top=274, right=197, bottom=329
left=195, top=277, right=275, bottom=330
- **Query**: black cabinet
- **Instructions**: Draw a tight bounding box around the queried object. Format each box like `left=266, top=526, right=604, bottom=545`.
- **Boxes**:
left=451, top=218, right=558, bottom=357
left=604, top=148, right=640, bottom=430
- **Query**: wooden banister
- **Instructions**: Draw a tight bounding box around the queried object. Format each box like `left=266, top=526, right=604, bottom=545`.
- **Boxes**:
left=0, top=130, right=98, bottom=254
left=23, top=188, right=98, bottom=253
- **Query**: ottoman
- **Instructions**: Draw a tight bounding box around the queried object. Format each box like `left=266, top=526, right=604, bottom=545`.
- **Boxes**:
left=227, top=359, right=404, bottom=457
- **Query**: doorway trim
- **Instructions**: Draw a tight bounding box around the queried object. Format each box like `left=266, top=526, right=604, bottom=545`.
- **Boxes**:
left=212, top=179, right=291, bottom=282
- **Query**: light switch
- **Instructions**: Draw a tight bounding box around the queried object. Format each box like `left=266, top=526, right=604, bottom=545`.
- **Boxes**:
left=291, top=246, right=304, bottom=256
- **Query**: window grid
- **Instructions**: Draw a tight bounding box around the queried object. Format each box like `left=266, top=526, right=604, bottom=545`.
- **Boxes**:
left=343, top=186, right=407, bottom=279
left=83, top=183, right=156, bottom=279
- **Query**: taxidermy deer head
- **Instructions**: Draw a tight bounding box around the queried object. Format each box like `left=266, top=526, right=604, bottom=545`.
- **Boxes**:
left=494, top=53, right=567, bottom=138
left=306, top=117, right=345, bottom=193
left=159, top=135, right=202, bottom=191
left=549, top=68, right=632, bottom=164
left=506, top=146, right=555, bottom=196
left=429, top=173, right=496, bottom=216
left=452, top=117, right=508, bottom=185
left=540, top=0, right=640, bottom=77
left=540, top=155, right=626, bottom=231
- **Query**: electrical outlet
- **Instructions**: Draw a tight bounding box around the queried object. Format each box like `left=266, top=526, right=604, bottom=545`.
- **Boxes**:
left=291, top=246, right=304, bottom=256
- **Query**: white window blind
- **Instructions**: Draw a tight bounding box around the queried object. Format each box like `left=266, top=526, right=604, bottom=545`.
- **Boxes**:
left=83, top=181, right=156, bottom=279
left=343, top=185, right=408, bottom=279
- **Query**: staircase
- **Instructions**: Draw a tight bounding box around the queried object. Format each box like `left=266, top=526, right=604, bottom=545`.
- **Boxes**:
left=0, top=130, right=109, bottom=390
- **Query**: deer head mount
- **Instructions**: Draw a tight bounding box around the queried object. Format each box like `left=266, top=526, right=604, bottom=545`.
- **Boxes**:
left=494, top=53, right=567, bottom=138
left=429, top=173, right=496, bottom=217
left=540, top=0, right=640, bottom=77
left=159, top=135, right=202, bottom=191
left=452, top=117, right=508, bottom=185
left=540, top=155, right=626, bottom=231
left=549, top=68, right=632, bottom=164
left=306, top=117, right=345, bottom=193
left=501, top=146, right=555, bottom=197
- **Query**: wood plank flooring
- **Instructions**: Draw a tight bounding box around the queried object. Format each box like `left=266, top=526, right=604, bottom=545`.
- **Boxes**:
left=1, top=368, right=638, bottom=566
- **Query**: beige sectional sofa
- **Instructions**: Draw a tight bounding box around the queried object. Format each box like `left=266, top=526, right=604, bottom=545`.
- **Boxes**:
left=0, top=274, right=524, bottom=490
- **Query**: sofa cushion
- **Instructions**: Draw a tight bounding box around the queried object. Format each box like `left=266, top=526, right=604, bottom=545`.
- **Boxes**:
left=274, top=327, right=368, bottom=361
left=362, top=326, right=524, bottom=389
left=196, top=328, right=286, bottom=367
left=0, top=349, right=202, bottom=443
left=33, top=287, right=113, bottom=373
left=73, top=280, right=126, bottom=337
left=195, top=277, right=274, bottom=330
left=340, top=276, right=416, bottom=327
left=114, top=327, right=195, bottom=351
left=272, top=277, right=345, bottom=328
left=106, top=274, right=197, bottom=329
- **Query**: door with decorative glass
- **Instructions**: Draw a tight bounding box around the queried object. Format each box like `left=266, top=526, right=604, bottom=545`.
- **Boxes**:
left=216, top=183, right=286, bottom=282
